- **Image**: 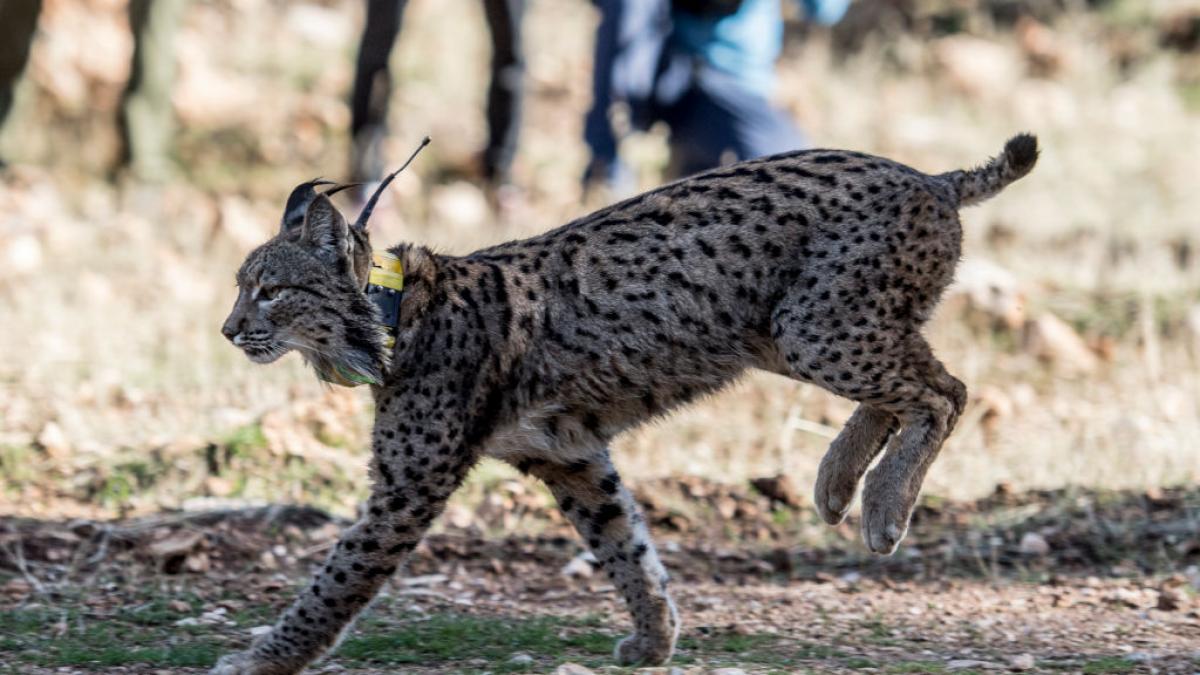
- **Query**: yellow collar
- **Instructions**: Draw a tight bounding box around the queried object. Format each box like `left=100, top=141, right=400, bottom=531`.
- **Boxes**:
left=368, top=250, right=404, bottom=292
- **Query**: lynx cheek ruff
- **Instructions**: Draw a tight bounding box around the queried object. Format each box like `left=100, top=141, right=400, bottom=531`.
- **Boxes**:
left=317, top=251, right=404, bottom=388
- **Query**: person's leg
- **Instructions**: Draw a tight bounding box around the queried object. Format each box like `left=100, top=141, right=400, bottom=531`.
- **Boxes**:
left=661, top=83, right=737, bottom=178
left=481, top=0, right=524, bottom=186
left=118, top=0, right=186, bottom=180
left=349, top=0, right=407, bottom=184
left=700, top=70, right=808, bottom=160
left=583, top=0, right=670, bottom=194
left=666, top=69, right=807, bottom=178
left=0, top=0, right=41, bottom=145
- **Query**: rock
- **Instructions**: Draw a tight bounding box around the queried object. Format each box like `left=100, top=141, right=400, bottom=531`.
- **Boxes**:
left=1009, top=653, right=1036, bottom=670
left=714, top=496, right=738, bottom=519
left=249, top=625, right=273, bottom=637
left=35, top=422, right=70, bottom=459
left=1023, top=313, right=1099, bottom=373
left=176, top=607, right=232, bottom=627
left=934, top=36, right=1022, bottom=99
left=1, top=578, right=33, bottom=596
left=172, top=35, right=260, bottom=126
left=214, top=196, right=271, bottom=254
left=710, top=669, right=748, bottom=675
left=1018, top=532, right=1050, bottom=557
left=562, top=551, right=597, bottom=579
left=508, top=653, right=534, bottom=666
left=946, top=659, right=1003, bottom=671
left=554, top=664, right=596, bottom=675
left=200, top=608, right=231, bottom=625
left=400, top=574, right=447, bottom=587
left=0, top=233, right=43, bottom=275
left=1016, top=16, right=1066, bottom=76
left=976, top=386, right=1015, bottom=436
left=950, top=258, right=1025, bottom=331
left=183, top=551, right=211, bottom=573
left=430, top=181, right=489, bottom=230
left=285, top=4, right=353, bottom=47
left=750, top=474, right=802, bottom=508
left=1105, top=588, right=1144, bottom=609
left=148, top=531, right=204, bottom=558
left=443, top=503, right=475, bottom=530
left=1156, top=588, right=1185, bottom=611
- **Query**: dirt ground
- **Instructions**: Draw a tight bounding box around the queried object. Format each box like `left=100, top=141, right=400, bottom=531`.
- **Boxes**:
left=2, top=479, right=1197, bottom=674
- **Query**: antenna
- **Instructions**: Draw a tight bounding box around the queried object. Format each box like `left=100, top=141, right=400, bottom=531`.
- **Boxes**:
left=353, top=136, right=431, bottom=230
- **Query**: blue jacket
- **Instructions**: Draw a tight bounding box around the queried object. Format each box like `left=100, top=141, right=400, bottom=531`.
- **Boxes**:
left=584, top=0, right=850, bottom=175
left=672, top=0, right=850, bottom=95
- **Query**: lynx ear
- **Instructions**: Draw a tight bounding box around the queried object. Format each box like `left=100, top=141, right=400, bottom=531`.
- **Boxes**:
left=301, top=194, right=350, bottom=262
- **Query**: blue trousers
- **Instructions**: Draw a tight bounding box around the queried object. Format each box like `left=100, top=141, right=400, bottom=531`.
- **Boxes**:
left=584, top=0, right=807, bottom=181
left=658, top=63, right=807, bottom=177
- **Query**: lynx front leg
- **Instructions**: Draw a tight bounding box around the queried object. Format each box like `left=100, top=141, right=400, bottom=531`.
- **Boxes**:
left=211, top=450, right=477, bottom=674
left=520, top=452, right=679, bottom=666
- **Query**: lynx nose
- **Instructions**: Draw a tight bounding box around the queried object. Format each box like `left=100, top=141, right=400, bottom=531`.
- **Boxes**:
left=221, top=317, right=243, bottom=344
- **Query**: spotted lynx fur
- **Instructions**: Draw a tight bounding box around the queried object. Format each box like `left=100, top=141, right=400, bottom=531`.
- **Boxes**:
left=214, top=134, right=1038, bottom=673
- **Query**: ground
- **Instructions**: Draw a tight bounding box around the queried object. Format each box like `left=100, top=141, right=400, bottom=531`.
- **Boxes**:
left=3, top=479, right=1198, bottom=674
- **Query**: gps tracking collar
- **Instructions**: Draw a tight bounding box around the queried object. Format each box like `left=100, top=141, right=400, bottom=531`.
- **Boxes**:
left=312, top=137, right=430, bottom=388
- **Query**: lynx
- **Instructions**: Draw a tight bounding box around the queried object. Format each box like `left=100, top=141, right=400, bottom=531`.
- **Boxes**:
left=213, top=134, right=1038, bottom=673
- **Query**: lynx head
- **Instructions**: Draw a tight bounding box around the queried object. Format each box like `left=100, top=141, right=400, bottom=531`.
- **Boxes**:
left=221, top=137, right=429, bottom=385
left=221, top=179, right=386, bottom=384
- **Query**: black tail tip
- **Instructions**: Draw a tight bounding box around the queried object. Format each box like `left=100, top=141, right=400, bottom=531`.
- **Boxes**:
left=1004, top=133, right=1039, bottom=174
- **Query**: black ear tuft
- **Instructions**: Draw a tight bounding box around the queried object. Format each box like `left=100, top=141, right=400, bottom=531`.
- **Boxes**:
left=321, top=183, right=362, bottom=198
left=281, top=179, right=334, bottom=233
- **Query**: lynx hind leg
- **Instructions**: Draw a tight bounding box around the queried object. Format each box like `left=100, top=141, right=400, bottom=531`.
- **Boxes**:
left=860, top=350, right=966, bottom=554
left=516, top=452, right=679, bottom=666
left=813, top=404, right=897, bottom=525
left=772, top=296, right=962, bottom=554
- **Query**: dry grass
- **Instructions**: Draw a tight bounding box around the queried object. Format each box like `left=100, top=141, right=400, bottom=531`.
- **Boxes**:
left=0, top=0, right=1198, bottom=520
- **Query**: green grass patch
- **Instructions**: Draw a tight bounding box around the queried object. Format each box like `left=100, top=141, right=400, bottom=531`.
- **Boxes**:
left=0, top=598, right=815, bottom=673
left=0, top=606, right=224, bottom=669
left=888, top=661, right=947, bottom=673
left=1082, top=657, right=1137, bottom=674
left=224, top=422, right=268, bottom=457
left=335, top=613, right=613, bottom=672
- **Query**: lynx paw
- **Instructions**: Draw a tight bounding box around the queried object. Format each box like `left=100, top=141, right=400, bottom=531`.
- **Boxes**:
left=813, top=461, right=859, bottom=525
left=209, top=651, right=296, bottom=675
left=860, top=475, right=913, bottom=555
left=615, top=633, right=674, bottom=666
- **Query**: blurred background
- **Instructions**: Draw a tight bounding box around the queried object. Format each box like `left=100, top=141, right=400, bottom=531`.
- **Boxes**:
left=1, top=1, right=1199, bottom=671
left=2, top=0, right=1197, bottom=520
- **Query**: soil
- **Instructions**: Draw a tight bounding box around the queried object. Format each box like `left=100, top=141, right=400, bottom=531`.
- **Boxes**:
left=2, top=479, right=1198, bottom=674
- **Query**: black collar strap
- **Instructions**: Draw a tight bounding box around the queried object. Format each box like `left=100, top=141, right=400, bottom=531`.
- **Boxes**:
left=366, top=251, right=404, bottom=349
